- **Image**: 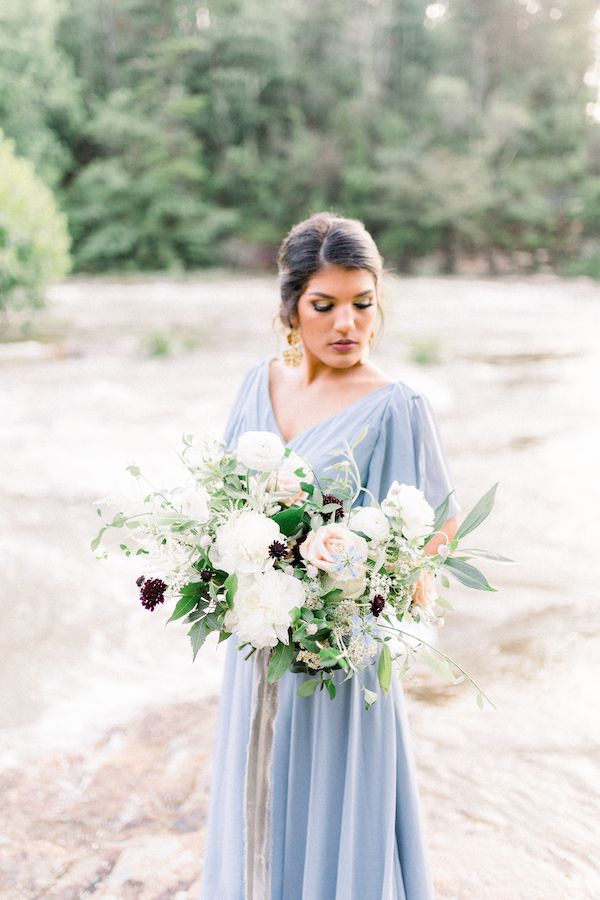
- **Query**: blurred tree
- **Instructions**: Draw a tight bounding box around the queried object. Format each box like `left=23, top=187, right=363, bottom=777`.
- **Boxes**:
left=0, top=131, right=71, bottom=324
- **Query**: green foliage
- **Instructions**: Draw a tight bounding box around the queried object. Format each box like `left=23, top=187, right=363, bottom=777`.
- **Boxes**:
left=0, top=0, right=598, bottom=274
left=0, top=131, right=71, bottom=316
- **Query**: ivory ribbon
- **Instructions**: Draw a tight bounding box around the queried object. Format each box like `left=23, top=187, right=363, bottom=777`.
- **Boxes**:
left=244, top=647, right=280, bottom=900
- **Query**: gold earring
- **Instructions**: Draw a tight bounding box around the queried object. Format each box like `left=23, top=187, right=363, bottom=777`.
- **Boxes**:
left=283, top=326, right=303, bottom=366
left=360, top=331, right=375, bottom=365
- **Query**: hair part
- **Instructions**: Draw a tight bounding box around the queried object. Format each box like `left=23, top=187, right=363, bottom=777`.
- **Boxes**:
left=276, top=211, right=386, bottom=334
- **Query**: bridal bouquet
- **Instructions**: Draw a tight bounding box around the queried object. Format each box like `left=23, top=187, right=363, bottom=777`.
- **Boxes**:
left=91, top=428, right=512, bottom=709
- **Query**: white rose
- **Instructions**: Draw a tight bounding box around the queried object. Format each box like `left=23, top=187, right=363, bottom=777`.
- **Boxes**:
left=209, top=509, right=284, bottom=574
left=266, top=450, right=313, bottom=506
left=380, top=481, right=435, bottom=542
left=224, top=570, right=305, bottom=648
left=300, top=523, right=369, bottom=584
left=349, top=506, right=391, bottom=545
left=236, top=430, right=285, bottom=472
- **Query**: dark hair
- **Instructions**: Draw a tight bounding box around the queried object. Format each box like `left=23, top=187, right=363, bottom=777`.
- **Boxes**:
left=276, top=211, right=385, bottom=332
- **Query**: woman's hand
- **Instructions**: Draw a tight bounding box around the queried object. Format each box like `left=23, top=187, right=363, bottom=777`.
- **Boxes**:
left=423, top=514, right=459, bottom=557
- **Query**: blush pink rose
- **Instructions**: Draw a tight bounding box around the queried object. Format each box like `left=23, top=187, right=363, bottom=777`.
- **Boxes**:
left=411, top=570, right=437, bottom=609
left=299, top=523, right=368, bottom=579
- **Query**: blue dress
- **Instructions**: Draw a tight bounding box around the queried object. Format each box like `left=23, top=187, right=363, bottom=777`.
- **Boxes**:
left=199, top=355, right=461, bottom=900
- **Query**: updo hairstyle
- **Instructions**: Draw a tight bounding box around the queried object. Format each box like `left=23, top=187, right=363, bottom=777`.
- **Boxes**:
left=275, top=211, right=386, bottom=339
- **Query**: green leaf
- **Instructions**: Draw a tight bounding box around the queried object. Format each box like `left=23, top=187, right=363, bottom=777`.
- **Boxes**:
left=324, top=678, right=337, bottom=700
left=434, top=595, right=454, bottom=610
left=432, top=492, right=452, bottom=533
left=419, top=649, right=457, bottom=683
left=267, top=641, right=294, bottom=683
left=363, top=688, right=378, bottom=709
left=442, top=557, right=497, bottom=591
left=272, top=505, right=306, bottom=536
left=188, top=619, right=210, bottom=661
left=377, top=643, right=392, bottom=693
left=455, top=483, right=499, bottom=541
left=319, top=588, right=344, bottom=603
left=126, top=464, right=141, bottom=477
left=218, top=630, right=231, bottom=644
left=297, top=678, right=319, bottom=697
left=440, top=573, right=450, bottom=589
left=456, top=548, right=517, bottom=563
left=476, top=691, right=484, bottom=709
left=223, top=572, right=238, bottom=606
left=167, top=592, right=199, bottom=623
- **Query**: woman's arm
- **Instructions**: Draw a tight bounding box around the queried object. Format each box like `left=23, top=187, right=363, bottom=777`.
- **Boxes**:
left=423, top=514, right=459, bottom=556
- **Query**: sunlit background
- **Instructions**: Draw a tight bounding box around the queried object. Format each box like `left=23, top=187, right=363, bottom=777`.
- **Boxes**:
left=1, top=1, right=600, bottom=898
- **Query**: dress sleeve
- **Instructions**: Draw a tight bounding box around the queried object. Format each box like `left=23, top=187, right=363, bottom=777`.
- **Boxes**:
left=410, top=393, right=461, bottom=519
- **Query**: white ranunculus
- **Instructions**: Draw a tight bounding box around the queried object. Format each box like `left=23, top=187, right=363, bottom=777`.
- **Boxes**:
left=209, top=509, right=284, bottom=574
left=380, top=481, right=435, bottom=542
left=349, top=506, right=391, bottom=545
left=236, top=430, right=286, bottom=472
left=224, top=570, right=305, bottom=648
left=266, top=450, right=313, bottom=506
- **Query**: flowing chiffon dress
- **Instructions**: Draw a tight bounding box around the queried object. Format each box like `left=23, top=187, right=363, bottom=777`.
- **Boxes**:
left=199, top=354, right=461, bottom=900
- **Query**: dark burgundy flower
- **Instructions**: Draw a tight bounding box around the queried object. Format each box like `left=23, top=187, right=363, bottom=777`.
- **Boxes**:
left=321, top=494, right=345, bottom=522
left=200, top=567, right=212, bottom=582
left=268, top=539, right=288, bottom=560
left=140, top=578, right=167, bottom=611
left=135, top=575, right=145, bottom=587
left=370, top=594, right=385, bottom=617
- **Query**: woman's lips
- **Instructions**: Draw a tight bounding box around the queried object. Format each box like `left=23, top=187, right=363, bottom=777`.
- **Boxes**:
left=330, top=340, right=357, bottom=351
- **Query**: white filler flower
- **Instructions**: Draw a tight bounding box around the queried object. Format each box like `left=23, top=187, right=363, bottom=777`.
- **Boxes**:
left=380, top=481, right=435, bottom=541
left=173, top=479, right=211, bottom=524
left=209, top=509, right=284, bottom=574
left=236, top=430, right=286, bottom=472
left=224, top=570, right=306, bottom=648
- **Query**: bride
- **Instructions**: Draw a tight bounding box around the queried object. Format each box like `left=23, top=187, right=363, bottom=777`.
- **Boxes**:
left=199, top=211, right=460, bottom=900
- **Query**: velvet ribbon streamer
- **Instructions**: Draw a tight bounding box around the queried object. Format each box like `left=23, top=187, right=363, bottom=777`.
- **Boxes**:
left=244, top=647, right=280, bottom=900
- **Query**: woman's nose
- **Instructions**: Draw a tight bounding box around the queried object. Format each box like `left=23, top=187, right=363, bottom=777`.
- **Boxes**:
left=333, top=304, right=355, bottom=332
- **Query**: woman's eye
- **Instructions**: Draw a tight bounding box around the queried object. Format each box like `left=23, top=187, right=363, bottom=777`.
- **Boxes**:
left=312, top=301, right=374, bottom=313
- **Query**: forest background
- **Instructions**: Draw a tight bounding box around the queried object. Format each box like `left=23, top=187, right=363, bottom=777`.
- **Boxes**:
left=2, top=0, right=600, bottom=307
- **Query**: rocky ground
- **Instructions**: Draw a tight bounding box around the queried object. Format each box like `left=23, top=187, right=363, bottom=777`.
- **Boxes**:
left=2, top=272, right=600, bottom=899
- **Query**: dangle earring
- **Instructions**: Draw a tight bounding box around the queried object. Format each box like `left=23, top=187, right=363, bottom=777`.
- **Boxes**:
left=360, top=330, right=375, bottom=365
left=283, top=326, right=303, bottom=366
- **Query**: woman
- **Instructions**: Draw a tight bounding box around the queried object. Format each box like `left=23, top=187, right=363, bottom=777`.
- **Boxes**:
left=199, top=212, right=461, bottom=900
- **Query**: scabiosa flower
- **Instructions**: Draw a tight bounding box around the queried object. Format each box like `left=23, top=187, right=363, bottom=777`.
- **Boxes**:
left=136, top=575, right=145, bottom=587
left=321, top=494, right=345, bottom=522
left=268, top=539, right=288, bottom=560
left=200, top=567, right=212, bottom=582
left=140, top=577, right=167, bottom=611
left=370, top=594, right=386, bottom=617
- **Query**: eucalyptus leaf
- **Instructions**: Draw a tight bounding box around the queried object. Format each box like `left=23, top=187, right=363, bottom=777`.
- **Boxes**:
left=442, top=557, right=497, bottom=591
left=456, top=548, right=516, bottom=563
left=455, top=483, right=499, bottom=541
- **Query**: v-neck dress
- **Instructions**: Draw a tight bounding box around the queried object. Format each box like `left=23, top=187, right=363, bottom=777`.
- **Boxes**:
left=199, top=354, right=461, bottom=900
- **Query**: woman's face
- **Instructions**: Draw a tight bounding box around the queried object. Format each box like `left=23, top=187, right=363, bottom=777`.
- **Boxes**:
left=294, top=264, right=378, bottom=369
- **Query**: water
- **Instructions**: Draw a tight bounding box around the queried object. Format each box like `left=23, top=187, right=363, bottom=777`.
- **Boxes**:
left=1, top=272, right=598, bottom=898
